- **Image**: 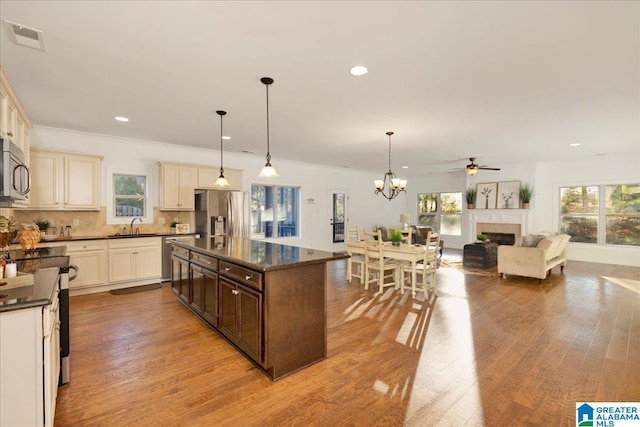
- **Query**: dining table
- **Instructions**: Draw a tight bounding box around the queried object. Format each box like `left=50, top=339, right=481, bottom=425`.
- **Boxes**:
left=346, top=240, right=431, bottom=297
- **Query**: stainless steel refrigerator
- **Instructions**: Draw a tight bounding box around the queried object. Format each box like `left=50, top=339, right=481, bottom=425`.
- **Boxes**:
left=194, top=189, right=248, bottom=244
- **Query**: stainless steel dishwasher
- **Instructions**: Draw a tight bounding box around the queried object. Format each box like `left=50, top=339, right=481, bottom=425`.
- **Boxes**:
left=161, top=235, right=196, bottom=282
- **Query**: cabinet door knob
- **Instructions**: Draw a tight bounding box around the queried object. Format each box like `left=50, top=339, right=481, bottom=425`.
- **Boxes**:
left=225, top=267, right=231, bottom=272
left=7, top=131, right=13, bottom=137
left=245, top=275, right=252, bottom=281
left=232, top=289, right=239, bottom=296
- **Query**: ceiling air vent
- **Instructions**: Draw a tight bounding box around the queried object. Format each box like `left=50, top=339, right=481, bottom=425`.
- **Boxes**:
left=3, top=20, right=46, bottom=51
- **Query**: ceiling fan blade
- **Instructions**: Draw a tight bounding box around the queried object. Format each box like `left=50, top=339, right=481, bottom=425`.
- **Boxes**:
left=478, top=167, right=501, bottom=171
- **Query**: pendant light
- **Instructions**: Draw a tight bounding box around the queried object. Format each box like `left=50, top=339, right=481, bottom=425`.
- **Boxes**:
left=214, top=110, right=229, bottom=187
left=259, top=77, right=279, bottom=177
left=374, top=131, right=407, bottom=201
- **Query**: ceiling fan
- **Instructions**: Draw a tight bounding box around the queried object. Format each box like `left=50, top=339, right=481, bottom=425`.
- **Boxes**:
left=461, top=157, right=501, bottom=175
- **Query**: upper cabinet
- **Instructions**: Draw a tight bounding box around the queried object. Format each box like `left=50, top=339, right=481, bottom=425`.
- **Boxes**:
left=30, top=149, right=102, bottom=210
left=0, top=64, right=32, bottom=155
left=197, top=167, right=243, bottom=191
left=1, top=64, right=32, bottom=210
left=159, top=163, right=197, bottom=210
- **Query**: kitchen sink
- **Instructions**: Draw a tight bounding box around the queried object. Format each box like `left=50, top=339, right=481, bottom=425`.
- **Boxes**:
left=107, top=233, right=158, bottom=239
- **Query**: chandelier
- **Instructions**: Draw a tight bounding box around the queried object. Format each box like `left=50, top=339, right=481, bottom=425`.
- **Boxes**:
left=374, top=131, right=407, bottom=201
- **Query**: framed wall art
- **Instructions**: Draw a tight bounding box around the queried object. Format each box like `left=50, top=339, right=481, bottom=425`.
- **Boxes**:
left=475, top=182, right=497, bottom=209
left=497, top=180, right=521, bottom=209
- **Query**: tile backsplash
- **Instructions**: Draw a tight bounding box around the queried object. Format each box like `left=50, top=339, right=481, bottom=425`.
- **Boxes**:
left=11, top=207, right=191, bottom=237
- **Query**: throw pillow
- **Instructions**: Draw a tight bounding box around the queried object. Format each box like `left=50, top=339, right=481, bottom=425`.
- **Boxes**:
left=522, top=234, right=546, bottom=247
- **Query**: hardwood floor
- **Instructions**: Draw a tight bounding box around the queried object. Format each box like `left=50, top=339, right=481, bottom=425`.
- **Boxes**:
left=55, top=252, right=640, bottom=426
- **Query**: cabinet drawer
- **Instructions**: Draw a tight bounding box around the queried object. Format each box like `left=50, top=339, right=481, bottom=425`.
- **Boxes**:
left=66, top=242, right=105, bottom=252
left=171, top=245, right=189, bottom=260
left=219, top=261, right=262, bottom=291
left=191, top=251, right=217, bottom=271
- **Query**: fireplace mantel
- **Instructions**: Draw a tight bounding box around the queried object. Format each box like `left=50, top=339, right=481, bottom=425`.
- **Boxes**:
left=469, top=209, right=531, bottom=242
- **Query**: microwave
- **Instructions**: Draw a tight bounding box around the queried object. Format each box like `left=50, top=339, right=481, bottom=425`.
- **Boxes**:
left=0, top=139, right=30, bottom=206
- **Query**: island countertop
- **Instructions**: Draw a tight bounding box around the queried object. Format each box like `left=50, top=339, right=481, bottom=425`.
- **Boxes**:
left=172, top=237, right=348, bottom=272
left=0, top=267, right=60, bottom=313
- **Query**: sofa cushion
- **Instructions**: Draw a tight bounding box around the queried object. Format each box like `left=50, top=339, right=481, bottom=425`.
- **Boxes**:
left=521, top=234, right=547, bottom=247
left=536, top=234, right=570, bottom=261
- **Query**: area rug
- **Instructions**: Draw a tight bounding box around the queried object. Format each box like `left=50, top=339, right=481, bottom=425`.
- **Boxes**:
left=440, top=258, right=498, bottom=277
left=110, top=283, right=162, bottom=295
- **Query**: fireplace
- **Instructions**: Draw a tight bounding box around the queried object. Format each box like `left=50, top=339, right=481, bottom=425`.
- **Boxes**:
left=469, top=210, right=531, bottom=245
left=479, top=231, right=515, bottom=245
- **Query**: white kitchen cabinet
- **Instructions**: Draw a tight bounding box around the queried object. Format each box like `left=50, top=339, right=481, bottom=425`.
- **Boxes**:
left=1, top=64, right=32, bottom=209
left=0, top=288, right=59, bottom=427
left=159, top=163, right=197, bottom=210
left=30, top=149, right=102, bottom=210
left=197, top=166, right=243, bottom=191
left=108, top=237, right=162, bottom=284
left=65, top=241, right=107, bottom=289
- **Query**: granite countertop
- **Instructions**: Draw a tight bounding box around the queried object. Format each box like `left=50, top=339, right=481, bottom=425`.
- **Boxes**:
left=174, top=237, right=348, bottom=272
left=5, top=232, right=199, bottom=247
left=0, top=267, right=60, bottom=313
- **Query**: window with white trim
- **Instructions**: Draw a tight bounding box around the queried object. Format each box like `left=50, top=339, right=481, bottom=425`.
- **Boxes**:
left=560, top=183, right=640, bottom=246
left=250, top=184, right=300, bottom=238
left=106, top=170, right=152, bottom=224
left=417, top=192, right=462, bottom=235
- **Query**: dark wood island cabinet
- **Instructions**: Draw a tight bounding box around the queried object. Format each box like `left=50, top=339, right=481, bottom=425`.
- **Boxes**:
left=170, top=237, right=347, bottom=380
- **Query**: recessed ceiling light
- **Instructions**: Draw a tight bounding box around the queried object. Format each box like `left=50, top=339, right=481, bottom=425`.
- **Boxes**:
left=114, top=116, right=129, bottom=122
left=402, top=166, right=409, bottom=169
left=349, top=65, right=368, bottom=76
left=222, top=136, right=231, bottom=140
left=570, top=142, right=581, bottom=147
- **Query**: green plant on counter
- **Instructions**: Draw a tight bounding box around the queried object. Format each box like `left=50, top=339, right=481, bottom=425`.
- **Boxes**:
left=476, top=233, right=488, bottom=241
left=35, top=219, right=50, bottom=231
left=170, top=221, right=179, bottom=228
left=389, top=228, right=403, bottom=244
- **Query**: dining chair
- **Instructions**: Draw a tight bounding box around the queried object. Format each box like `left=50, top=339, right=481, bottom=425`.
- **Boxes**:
left=363, top=229, right=400, bottom=295
left=346, top=226, right=365, bottom=283
left=401, top=227, right=412, bottom=244
left=401, top=230, right=440, bottom=297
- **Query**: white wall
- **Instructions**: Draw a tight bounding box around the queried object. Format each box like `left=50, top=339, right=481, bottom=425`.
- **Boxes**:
left=29, top=126, right=407, bottom=252
left=29, top=127, right=640, bottom=265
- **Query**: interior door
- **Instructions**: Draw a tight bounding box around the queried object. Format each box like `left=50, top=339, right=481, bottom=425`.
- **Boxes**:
left=328, top=188, right=348, bottom=250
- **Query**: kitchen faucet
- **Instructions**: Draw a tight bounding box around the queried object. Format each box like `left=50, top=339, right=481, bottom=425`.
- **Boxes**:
left=129, top=217, right=142, bottom=235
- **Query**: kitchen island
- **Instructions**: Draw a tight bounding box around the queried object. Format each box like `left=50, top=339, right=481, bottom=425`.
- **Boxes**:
left=171, top=237, right=348, bottom=380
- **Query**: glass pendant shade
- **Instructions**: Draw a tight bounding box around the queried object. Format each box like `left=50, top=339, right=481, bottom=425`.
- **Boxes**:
left=374, top=131, right=407, bottom=201
left=216, top=110, right=230, bottom=187
left=259, top=77, right=278, bottom=177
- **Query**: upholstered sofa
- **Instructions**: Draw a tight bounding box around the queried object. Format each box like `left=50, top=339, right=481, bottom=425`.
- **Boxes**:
left=497, top=233, right=570, bottom=281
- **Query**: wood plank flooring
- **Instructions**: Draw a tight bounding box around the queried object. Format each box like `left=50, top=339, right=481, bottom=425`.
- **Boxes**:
left=55, top=251, right=640, bottom=426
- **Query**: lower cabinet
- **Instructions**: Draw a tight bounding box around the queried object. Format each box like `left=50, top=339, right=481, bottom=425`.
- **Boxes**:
left=0, top=289, right=60, bottom=427
left=191, top=265, right=219, bottom=326
left=218, top=277, right=262, bottom=363
left=108, top=237, right=161, bottom=284
left=171, top=243, right=327, bottom=380
left=171, top=255, right=190, bottom=304
left=65, top=241, right=106, bottom=289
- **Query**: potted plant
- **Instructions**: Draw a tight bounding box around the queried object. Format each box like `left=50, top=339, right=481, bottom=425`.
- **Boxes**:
left=389, top=228, right=403, bottom=246
left=465, top=187, right=477, bottom=209
left=520, top=184, right=534, bottom=208
left=36, top=219, right=50, bottom=237
left=476, top=233, right=488, bottom=244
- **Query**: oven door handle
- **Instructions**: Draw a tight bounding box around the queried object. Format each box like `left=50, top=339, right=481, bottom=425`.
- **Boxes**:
left=68, top=264, right=79, bottom=281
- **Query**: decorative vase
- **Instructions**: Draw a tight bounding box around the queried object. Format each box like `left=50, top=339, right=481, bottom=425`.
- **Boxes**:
left=467, top=203, right=474, bottom=209
left=522, top=202, right=530, bottom=209
left=392, top=241, right=401, bottom=246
